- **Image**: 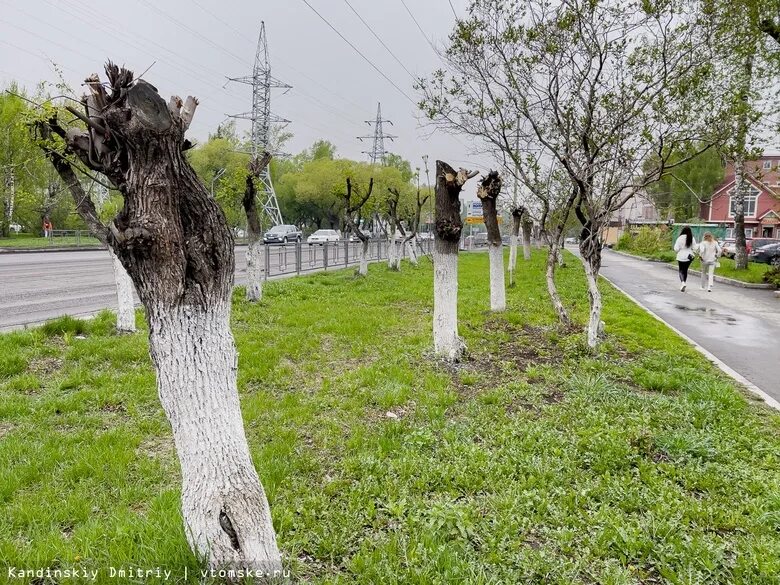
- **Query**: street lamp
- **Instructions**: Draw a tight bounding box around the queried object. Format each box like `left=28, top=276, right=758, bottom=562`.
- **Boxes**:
left=211, top=168, right=226, bottom=197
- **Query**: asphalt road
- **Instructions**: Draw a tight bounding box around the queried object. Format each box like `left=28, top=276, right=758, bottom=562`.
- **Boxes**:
left=0, top=242, right=383, bottom=331
left=598, top=249, right=780, bottom=402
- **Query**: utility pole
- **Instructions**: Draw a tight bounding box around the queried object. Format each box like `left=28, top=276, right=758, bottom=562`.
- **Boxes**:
left=228, top=21, right=290, bottom=227
left=358, top=102, right=397, bottom=165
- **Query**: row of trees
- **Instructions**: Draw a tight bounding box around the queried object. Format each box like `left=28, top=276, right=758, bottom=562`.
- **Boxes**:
left=421, top=0, right=780, bottom=346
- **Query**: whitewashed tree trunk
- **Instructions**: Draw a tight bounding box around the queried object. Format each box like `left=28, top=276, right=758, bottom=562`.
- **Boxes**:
left=581, top=255, right=603, bottom=348
left=406, top=239, right=419, bottom=266
left=508, top=233, right=518, bottom=287
left=148, top=304, right=282, bottom=574
left=358, top=239, right=369, bottom=276
left=546, top=241, right=570, bottom=326
left=488, top=244, right=506, bottom=311
left=522, top=219, right=532, bottom=260
left=433, top=245, right=465, bottom=360
left=246, top=240, right=264, bottom=301
left=109, top=247, right=136, bottom=332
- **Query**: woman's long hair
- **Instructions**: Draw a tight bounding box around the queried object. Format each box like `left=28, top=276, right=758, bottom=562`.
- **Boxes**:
left=681, top=226, right=693, bottom=248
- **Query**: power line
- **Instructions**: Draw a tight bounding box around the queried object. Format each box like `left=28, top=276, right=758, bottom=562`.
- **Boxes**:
left=448, top=0, right=459, bottom=21
left=299, top=0, right=416, bottom=105
left=342, top=0, right=417, bottom=81
left=398, top=0, right=440, bottom=55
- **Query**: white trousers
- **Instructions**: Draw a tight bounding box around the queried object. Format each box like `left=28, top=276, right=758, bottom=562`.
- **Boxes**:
left=700, top=261, right=715, bottom=289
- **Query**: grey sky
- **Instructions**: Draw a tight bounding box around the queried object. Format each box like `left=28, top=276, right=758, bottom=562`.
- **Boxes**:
left=0, top=0, right=493, bottom=198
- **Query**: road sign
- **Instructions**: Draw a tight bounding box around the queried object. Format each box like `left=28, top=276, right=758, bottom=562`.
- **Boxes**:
left=466, top=217, right=483, bottom=224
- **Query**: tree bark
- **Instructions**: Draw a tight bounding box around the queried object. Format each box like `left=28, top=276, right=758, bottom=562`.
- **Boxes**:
left=478, top=171, right=505, bottom=311
left=343, top=177, right=372, bottom=277
left=508, top=209, right=521, bottom=287
left=733, top=155, right=748, bottom=270
left=433, top=161, right=477, bottom=361
left=43, top=66, right=282, bottom=573
left=359, top=238, right=369, bottom=276
left=580, top=251, right=603, bottom=348
left=546, top=239, right=570, bottom=326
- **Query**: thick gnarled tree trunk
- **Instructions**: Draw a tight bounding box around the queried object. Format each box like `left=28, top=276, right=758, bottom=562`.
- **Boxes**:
left=43, top=65, right=282, bottom=574
left=478, top=171, right=505, bottom=311
left=433, top=161, right=477, bottom=361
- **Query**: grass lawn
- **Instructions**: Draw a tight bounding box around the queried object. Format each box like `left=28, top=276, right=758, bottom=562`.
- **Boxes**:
left=2, top=251, right=780, bottom=584
left=0, top=234, right=102, bottom=249
left=686, top=257, right=772, bottom=285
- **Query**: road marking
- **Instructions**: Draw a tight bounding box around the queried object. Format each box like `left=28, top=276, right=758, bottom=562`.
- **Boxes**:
left=602, top=274, right=780, bottom=412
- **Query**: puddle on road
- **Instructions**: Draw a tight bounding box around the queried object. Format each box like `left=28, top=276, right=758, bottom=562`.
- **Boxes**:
left=673, top=304, right=738, bottom=324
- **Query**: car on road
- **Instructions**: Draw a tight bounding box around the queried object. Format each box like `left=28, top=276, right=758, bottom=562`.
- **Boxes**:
left=748, top=242, right=780, bottom=266
left=474, top=233, right=489, bottom=246
left=564, top=237, right=578, bottom=245
left=348, top=229, right=371, bottom=243
left=263, top=224, right=302, bottom=245
left=9, top=223, right=22, bottom=234
left=307, top=229, right=341, bottom=245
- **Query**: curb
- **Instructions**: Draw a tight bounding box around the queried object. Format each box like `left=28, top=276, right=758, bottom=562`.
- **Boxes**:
left=602, top=275, right=780, bottom=412
left=661, top=263, right=774, bottom=290
left=609, top=249, right=774, bottom=290
left=0, top=246, right=105, bottom=254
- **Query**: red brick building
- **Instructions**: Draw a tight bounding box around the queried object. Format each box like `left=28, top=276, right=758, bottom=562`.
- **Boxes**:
left=701, top=155, right=780, bottom=239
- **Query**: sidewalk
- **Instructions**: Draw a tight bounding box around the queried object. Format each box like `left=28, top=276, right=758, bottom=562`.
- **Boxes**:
left=597, top=249, right=780, bottom=403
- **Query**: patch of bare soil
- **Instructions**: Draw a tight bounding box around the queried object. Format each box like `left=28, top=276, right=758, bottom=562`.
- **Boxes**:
left=26, top=356, right=63, bottom=376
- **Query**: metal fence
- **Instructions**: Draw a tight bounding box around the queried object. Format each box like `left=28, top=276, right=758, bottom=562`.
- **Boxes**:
left=43, top=230, right=101, bottom=247
left=259, top=238, right=434, bottom=280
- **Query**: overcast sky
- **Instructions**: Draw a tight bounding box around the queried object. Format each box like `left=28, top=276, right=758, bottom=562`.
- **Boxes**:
left=0, top=0, right=494, bottom=198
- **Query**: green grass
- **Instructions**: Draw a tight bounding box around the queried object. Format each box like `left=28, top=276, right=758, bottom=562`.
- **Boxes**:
left=0, top=234, right=101, bottom=249
left=616, top=246, right=773, bottom=284
left=2, top=252, right=780, bottom=584
left=685, top=257, right=772, bottom=285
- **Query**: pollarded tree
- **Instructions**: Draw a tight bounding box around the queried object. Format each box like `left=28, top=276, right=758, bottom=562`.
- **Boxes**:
left=344, top=176, right=374, bottom=276
left=433, top=161, right=478, bottom=361
left=477, top=170, right=505, bottom=311
left=400, top=182, right=431, bottom=267
left=37, top=64, right=282, bottom=573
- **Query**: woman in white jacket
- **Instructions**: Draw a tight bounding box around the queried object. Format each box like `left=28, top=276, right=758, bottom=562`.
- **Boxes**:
left=698, top=232, right=721, bottom=292
left=673, top=226, right=696, bottom=292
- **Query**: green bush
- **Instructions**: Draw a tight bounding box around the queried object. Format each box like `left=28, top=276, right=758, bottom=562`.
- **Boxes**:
left=615, top=226, right=672, bottom=259
left=763, top=267, right=780, bottom=288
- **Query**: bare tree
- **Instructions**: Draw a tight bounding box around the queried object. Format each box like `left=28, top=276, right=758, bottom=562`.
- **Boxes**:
left=344, top=176, right=374, bottom=276
left=477, top=170, right=505, bottom=311
left=37, top=64, right=282, bottom=573
left=244, top=152, right=272, bottom=301
left=433, top=161, right=478, bottom=361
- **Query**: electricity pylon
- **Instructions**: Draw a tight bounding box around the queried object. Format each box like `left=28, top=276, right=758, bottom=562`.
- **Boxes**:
left=358, top=102, right=396, bottom=165
left=228, top=21, right=290, bottom=226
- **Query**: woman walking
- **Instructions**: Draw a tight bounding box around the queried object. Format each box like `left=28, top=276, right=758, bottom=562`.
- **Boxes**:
left=673, top=226, right=696, bottom=292
left=698, top=231, right=721, bottom=292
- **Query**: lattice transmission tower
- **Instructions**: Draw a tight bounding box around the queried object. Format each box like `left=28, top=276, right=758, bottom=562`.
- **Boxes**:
left=228, top=21, right=290, bottom=226
left=358, top=102, right=396, bottom=165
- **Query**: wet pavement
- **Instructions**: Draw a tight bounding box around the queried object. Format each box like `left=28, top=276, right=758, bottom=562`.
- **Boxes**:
left=598, top=249, right=780, bottom=402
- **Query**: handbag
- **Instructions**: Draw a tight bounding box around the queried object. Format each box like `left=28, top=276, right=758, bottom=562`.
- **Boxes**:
left=687, top=253, right=694, bottom=261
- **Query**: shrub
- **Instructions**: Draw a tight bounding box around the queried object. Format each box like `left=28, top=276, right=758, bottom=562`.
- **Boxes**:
left=763, top=267, right=780, bottom=288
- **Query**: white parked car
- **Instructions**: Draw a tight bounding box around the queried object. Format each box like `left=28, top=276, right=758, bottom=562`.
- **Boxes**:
left=9, top=223, right=22, bottom=233
left=307, top=229, right=341, bottom=245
